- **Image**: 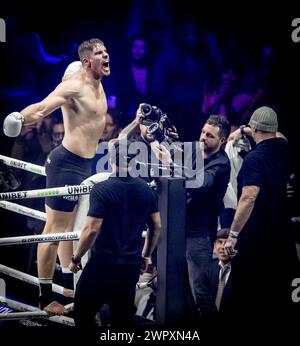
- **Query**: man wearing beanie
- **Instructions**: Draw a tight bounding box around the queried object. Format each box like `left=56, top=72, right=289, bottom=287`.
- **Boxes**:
left=224, top=106, right=299, bottom=334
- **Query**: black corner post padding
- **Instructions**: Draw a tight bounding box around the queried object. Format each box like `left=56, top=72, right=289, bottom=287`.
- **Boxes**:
left=156, top=177, right=186, bottom=326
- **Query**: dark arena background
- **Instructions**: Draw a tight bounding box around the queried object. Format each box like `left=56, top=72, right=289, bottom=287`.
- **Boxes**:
left=0, top=1, right=300, bottom=343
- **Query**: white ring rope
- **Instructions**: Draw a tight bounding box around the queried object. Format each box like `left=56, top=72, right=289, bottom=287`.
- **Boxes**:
left=0, top=296, right=74, bottom=326
left=0, top=229, right=145, bottom=247
left=0, top=154, right=46, bottom=176
left=0, top=231, right=80, bottom=246
left=0, top=184, right=92, bottom=201
left=0, top=310, right=49, bottom=320
left=0, top=201, right=46, bottom=221
left=0, top=264, right=73, bottom=297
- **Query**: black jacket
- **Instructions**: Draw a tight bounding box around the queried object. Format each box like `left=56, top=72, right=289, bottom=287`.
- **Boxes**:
left=186, top=148, right=231, bottom=240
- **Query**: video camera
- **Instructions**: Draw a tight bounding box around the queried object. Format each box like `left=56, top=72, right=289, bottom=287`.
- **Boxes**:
left=140, top=104, right=163, bottom=125
left=140, top=103, right=174, bottom=144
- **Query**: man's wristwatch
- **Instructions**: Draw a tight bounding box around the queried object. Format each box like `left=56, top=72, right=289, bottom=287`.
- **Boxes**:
left=71, top=255, right=81, bottom=265
left=239, top=125, right=247, bottom=136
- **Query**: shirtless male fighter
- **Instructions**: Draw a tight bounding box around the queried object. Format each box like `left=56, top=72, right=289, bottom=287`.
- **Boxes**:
left=3, top=38, right=110, bottom=315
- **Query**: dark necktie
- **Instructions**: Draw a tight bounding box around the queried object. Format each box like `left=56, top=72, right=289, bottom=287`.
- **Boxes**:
left=215, top=265, right=230, bottom=310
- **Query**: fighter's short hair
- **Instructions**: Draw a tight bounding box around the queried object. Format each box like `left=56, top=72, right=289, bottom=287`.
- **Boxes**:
left=78, top=38, right=104, bottom=61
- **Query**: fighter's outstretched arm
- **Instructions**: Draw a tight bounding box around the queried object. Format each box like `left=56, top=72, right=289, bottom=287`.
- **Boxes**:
left=3, top=80, right=80, bottom=137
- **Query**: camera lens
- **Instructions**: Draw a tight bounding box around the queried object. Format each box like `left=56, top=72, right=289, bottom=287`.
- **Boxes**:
left=147, top=122, right=159, bottom=134
left=147, top=123, right=165, bottom=143
left=141, top=104, right=152, bottom=116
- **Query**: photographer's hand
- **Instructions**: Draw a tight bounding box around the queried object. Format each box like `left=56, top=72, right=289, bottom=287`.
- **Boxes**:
left=118, top=104, right=145, bottom=140
left=136, top=104, right=146, bottom=124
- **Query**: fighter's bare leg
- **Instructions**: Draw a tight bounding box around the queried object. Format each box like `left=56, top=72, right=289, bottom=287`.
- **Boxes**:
left=57, top=205, right=78, bottom=268
left=38, top=205, right=77, bottom=277
left=37, top=205, right=77, bottom=315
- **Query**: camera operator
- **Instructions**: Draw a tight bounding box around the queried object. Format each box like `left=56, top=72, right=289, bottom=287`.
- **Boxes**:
left=116, top=104, right=178, bottom=276
left=118, top=103, right=179, bottom=182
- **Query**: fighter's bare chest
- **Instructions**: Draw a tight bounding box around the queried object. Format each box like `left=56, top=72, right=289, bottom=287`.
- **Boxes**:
left=73, top=90, right=107, bottom=116
left=85, top=97, right=107, bottom=116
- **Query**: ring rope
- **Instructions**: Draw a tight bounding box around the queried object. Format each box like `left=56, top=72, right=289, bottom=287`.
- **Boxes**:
left=0, top=296, right=74, bottom=326
left=0, top=184, right=92, bottom=201
left=0, top=230, right=147, bottom=246
left=0, top=310, right=49, bottom=320
left=0, top=264, right=73, bottom=297
left=0, top=231, right=80, bottom=246
left=0, top=155, right=46, bottom=176
left=0, top=201, right=46, bottom=221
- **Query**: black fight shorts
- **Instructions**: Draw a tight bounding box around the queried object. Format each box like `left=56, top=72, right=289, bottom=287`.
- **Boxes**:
left=45, top=145, right=92, bottom=212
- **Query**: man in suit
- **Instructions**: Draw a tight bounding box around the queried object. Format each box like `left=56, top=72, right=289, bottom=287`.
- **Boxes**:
left=196, top=228, right=232, bottom=320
